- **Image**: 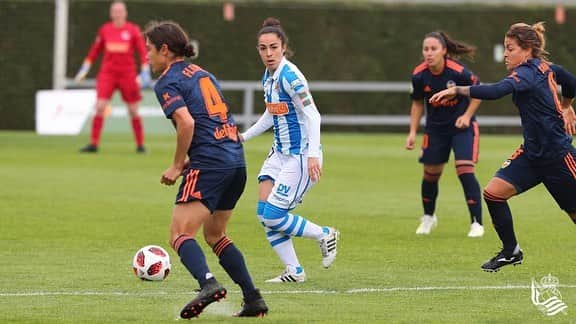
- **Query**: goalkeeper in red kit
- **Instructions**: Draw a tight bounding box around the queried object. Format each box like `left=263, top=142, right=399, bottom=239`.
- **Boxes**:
left=75, top=0, right=150, bottom=153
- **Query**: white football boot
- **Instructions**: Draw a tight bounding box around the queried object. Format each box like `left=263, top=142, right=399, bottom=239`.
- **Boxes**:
left=415, top=214, right=437, bottom=235
left=467, top=222, right=485, bottom=237
left=319, top=227, right=339, bottom=268
left=266, top=265, right=306, bottom=283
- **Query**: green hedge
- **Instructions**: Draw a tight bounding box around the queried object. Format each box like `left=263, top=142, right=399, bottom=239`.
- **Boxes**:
left=0, top=1, right=54, bottom=130
left=2, top=0, right=575, bottom=129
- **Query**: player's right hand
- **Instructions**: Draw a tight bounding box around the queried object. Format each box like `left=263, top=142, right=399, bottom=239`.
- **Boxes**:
left=161, top=165, right=183, bottom=185
left=405, top=133, right=416, bottom=150
left=308, top=157, right=322, bottom=182
left=138, top=64, right=152, bottom=88
left=563, top=106, right=576, bottom=135
left=455, top=115, right=471, bottom=129
left=74, top=61, right=91, bottom=83
left=429, top=87, right=457, bottom=103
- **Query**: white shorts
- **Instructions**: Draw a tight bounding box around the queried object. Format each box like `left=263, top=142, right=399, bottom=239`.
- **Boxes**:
left=257, top=147, right=323, bottom=210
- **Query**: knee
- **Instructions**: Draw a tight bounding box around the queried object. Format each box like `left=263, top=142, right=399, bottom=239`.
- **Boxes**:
left=169, top=233, right=195, bottom=253
left=423, top=170, right=441, bottom=182
left=94, top=102, right=108, bottom=115
left=202, top=224, right=225, bottom=248
left=127, top=108, right=139, bottom=118
left=256, top=201, right=266, bottom=225
left=483, top=187, right=507, bottom=203
left=261, top=203, right=287, bottom=229
left=455, top=161, right=475, bottom=176
left=203, top=233, right=224, bottom=248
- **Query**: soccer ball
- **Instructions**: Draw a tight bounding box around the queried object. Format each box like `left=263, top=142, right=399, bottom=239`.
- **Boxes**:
left=132, top=245, right=171, bottom=281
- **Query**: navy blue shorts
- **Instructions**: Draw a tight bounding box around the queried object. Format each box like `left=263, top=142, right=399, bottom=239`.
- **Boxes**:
left=175, top=167, right=246, bottom=213
left=495, top=147, right=576, bottom=213
left=419, top=122, right=480, bottom=164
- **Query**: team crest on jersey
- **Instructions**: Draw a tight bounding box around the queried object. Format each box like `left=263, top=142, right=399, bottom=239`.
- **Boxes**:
left=446, top=80, right=456, bottom=89
left=121, top=30, right=131, bottom=41
left=501, top=159, right=511, bottom=169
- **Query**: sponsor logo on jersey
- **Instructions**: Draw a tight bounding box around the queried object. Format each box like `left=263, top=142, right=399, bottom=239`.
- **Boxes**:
left=276, top=184, right=291, bottom=197
left=121, top=30, right=131, bottom=41
left=161, top=95, right=182, bottom=111
left=106, top=42, right=129, bottom=53
left=429, top=98, right=459, bottom=108
left=213, top=123, right=239, bottom=142
left=266, top=102, right=289, bottom=115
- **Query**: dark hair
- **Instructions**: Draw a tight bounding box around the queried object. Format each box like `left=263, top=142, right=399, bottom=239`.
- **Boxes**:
left=257, top=17, right=293, bottom=57
left=144, top=21, right=198, bottom=58
left=506, top=22, right=548, bottom=60
left=424, top=31, right=476, bottom=61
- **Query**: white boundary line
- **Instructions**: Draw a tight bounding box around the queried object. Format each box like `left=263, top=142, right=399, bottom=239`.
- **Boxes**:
left=2, top=285, right=576, bottom=297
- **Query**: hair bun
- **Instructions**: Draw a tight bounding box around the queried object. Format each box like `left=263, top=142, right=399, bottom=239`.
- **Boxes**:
left=262, top=17, right=281, bottom=28
left=183, top=40, right=199, bottom=59
left=532, top=21, right=546, bottom=34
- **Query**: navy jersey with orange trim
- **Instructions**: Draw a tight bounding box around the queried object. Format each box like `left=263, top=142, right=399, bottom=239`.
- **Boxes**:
left=470, top=58, right=575, bottom=162
left=411, top=58, right=480, bottom=131
left=153, top=61, right=245, bottom=169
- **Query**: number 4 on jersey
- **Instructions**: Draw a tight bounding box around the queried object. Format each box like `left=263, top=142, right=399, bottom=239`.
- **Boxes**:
left=199, top=77, right=228, bottom=122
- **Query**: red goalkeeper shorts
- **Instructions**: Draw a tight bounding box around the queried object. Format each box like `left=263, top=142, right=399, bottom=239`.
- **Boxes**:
left=96, top=70, right=142, bottom=103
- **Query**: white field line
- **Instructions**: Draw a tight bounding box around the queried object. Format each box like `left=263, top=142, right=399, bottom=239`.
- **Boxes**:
left=2, top=284, right=576, bottom=297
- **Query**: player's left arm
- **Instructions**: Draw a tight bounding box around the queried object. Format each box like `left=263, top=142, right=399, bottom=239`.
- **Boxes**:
left=551, top=64, right=576, bottom=135
left=75, top=27, right=105, bottom=82
left=287, top=76, right=322, bottom=181
left=430, top=80, right=515, bottom=103
left=161, top=107, right=194, bottom=185
left=560, top=97, right=576, bottom=135
left=134, top=25, right=151, bottom=87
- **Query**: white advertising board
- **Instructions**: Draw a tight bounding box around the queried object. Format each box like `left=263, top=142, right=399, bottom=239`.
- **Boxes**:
left=35, top=89, right=95, bottom=135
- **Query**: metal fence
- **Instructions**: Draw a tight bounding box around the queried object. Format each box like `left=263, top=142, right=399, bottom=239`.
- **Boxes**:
left=66, top=78, right=520, bottom=130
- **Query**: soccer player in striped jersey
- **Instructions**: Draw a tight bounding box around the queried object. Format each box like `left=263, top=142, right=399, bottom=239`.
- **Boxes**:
left=144, top=21, right=267, bottom=317
left=407, top=31, right=484, bottom=237
left=241, top=17, right=339, bottom=283
left=430, top=22, right=576, bottom=272
left=75, top=1, right=149, bottom=153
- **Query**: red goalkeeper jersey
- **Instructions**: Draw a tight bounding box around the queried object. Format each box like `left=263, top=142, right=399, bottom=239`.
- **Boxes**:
left=86, top=21, right=147, bottom=74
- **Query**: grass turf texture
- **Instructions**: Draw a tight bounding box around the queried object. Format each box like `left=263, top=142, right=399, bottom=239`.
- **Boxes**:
left=1, top=132, right=574, bottom=323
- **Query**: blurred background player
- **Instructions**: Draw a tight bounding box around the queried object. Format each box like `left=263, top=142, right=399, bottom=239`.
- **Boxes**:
left=406, top=31, right=484, bottom=237
left=75, top=0, right=150, bottom=153
left=430, top=22, right=576, bottom=272
left=241, top=17, right=339, bottom=283
left=144, top=21, right=267, bottom=318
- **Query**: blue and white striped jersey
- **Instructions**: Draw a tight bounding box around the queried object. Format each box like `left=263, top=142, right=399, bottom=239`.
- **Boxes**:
left=259, top=57, right=321, bottom=157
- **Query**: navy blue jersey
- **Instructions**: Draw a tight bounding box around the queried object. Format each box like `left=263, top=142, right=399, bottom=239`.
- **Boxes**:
left=154, top=61, right=245, bottom=169
left=411, top=58, right=480, bottom=132
left=470, top=59, right=575, bottom=162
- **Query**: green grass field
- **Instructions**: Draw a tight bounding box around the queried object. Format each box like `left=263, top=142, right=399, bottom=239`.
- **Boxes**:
left=1, top=132, right=575, bottom=323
